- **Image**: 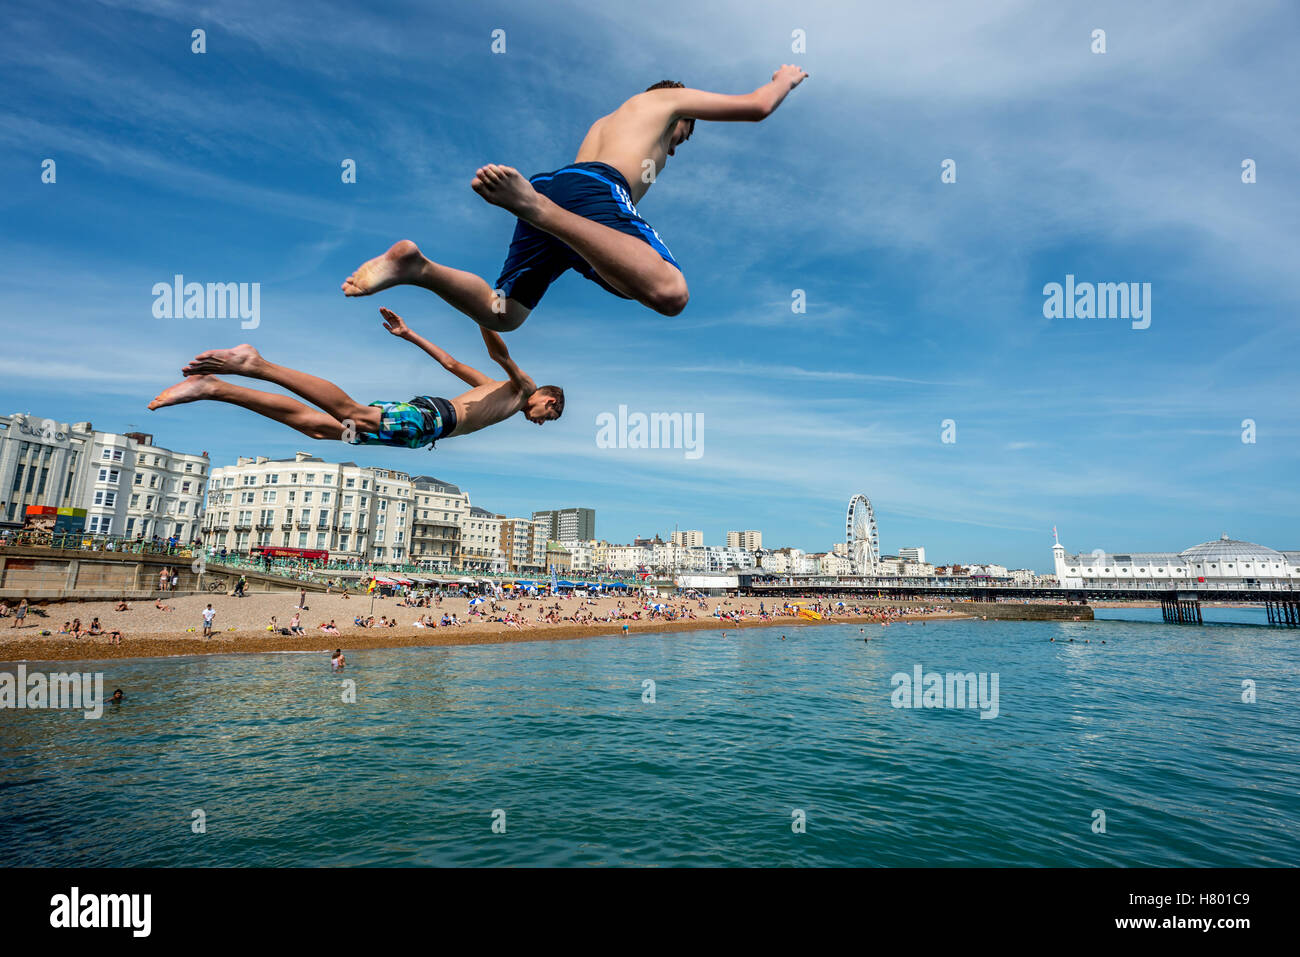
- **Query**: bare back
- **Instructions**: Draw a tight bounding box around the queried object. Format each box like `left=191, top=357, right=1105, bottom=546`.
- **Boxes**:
left=575, top=92, right=677, bottom=203
left=450, top=379, right=525, bottom=436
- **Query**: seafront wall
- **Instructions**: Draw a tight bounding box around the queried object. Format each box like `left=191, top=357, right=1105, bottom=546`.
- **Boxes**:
left=932, top=602, right=1093, bottom=621
left=0, top=546, right=323, bottom=601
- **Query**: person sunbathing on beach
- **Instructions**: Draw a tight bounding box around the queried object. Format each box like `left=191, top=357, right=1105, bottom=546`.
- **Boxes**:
left=114, top=601, right=130, bottom=612
left=340, top=67, right=809, bottom=330
left=148, top=310, right=562, bottom=449
left=155, top=599, right=171, bottom=611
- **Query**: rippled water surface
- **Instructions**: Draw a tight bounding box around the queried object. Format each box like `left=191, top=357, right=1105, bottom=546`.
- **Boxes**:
left=2, top=617, right=1297, bottom=866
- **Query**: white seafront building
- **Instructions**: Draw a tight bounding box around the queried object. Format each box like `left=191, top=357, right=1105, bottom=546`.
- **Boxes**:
left=1053, top=534, right=1300, bottom=587
left=204, top=453, right=414, bottom=562
left=0, top=413, right=208, bottom=540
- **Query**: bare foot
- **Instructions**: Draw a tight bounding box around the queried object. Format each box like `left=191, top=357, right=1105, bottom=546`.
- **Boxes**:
left=471, top=164, right=545, bottom=222
left=341, top=239, right=427, bottom=297
left=182, top=343, right=261, bottom=377
left=148, top=375, right=220, bottom=410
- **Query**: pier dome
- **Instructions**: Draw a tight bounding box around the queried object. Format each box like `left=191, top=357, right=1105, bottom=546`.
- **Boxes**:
left=1179, top=534, right=1284, bottom=564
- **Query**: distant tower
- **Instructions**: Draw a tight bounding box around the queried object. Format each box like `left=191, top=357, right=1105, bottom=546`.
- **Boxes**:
left=1052, top=539, right=1067, bottom=579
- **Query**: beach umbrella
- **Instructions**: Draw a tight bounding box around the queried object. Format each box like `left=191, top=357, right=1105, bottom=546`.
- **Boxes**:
left=468, top=597, right=485, bottom=606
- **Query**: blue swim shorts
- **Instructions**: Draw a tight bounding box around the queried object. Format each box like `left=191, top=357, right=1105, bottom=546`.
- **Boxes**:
left=493, top=161, right=680, bottom=310
left=349, top=395, right=457, bottom=450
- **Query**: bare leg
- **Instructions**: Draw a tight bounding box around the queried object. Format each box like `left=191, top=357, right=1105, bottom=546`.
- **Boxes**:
left=148, top=375, right=352, bottom=440
left=341, top=240, right=531, bottom=332
left=472, top=164, right=689, bottom=316
left=180, top=345, right=381, bottom=430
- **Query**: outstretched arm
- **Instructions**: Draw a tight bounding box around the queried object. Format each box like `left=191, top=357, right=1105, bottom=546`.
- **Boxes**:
left=480, top=328, right=537, bottom=396
left=380, top=308, right=491, bottom=387
left=657, top=65, right=808, bottom=122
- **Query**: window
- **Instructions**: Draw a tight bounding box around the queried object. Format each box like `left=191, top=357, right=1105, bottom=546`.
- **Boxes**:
left=303, top=491, right=313, bottom=504
left=181, top=481, right=192, bottom=493
left=306, top=474, right=315, bottom=484
left=134, top=473, right=143, bottom=486
left=321, top=492, right=331, bottom=504
left=262, top=490, right=277, bottom=503
left=316, top=533, right=327, bottom=548
left=345, top=478, right=355, bottom=488
left=243, top=475, right=256, bottom=486
left=177, top=502, right=187, bottom=515
left=149, top=475, right=158, bottom=488
left=97, top=468, right=120, bottom=484
left=323, top=475, right=333, bottom=485
left=92, top=490, right=116, bottom=508
left=339, top=535, right=349, bottom=550
left=240, top=492, right=254, bottom=504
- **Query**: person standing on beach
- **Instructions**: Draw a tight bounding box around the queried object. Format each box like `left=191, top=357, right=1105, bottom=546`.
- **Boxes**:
left=12, top=598, right=27, bottom=628
left=298, top=588, right=307, bottom=611
left=202, top=604, right=215, bottom=637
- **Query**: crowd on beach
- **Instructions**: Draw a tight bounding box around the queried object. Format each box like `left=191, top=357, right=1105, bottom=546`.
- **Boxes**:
left=0, top=583, right=963, bottom=654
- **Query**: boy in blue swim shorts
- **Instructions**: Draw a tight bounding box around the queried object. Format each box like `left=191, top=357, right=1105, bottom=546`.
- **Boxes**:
left=149, top=309, right=563, bottom=448
left=340, top=67, right=808, bottom=332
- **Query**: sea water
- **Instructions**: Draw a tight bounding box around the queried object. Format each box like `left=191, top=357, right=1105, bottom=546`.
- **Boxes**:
left=1, top=616, right=1296, bottom=866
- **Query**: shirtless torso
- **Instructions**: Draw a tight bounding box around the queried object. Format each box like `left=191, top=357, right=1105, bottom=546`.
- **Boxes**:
left=449, top=378, right=528, bottom=437
left=575, top=93, right=678, bottom=204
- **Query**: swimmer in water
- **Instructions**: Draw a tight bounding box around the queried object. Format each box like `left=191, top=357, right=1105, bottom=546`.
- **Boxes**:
left=331, top=649, right=345, bottom=671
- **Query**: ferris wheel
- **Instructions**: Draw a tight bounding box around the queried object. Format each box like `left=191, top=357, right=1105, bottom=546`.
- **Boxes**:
left=845, top=494, right=880, bottom=573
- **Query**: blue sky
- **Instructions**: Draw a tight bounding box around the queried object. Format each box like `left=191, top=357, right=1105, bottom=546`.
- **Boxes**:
left=2, top=0, right=1297, bottom=571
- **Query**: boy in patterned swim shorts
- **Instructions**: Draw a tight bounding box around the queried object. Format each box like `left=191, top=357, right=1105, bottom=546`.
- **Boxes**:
left=148, top=307, right=563, bottom=446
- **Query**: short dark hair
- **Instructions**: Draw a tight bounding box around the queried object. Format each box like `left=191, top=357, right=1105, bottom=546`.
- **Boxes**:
left=645, top=80, right=694, bottom=139
left=535, top=385, right=565, bottom=418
